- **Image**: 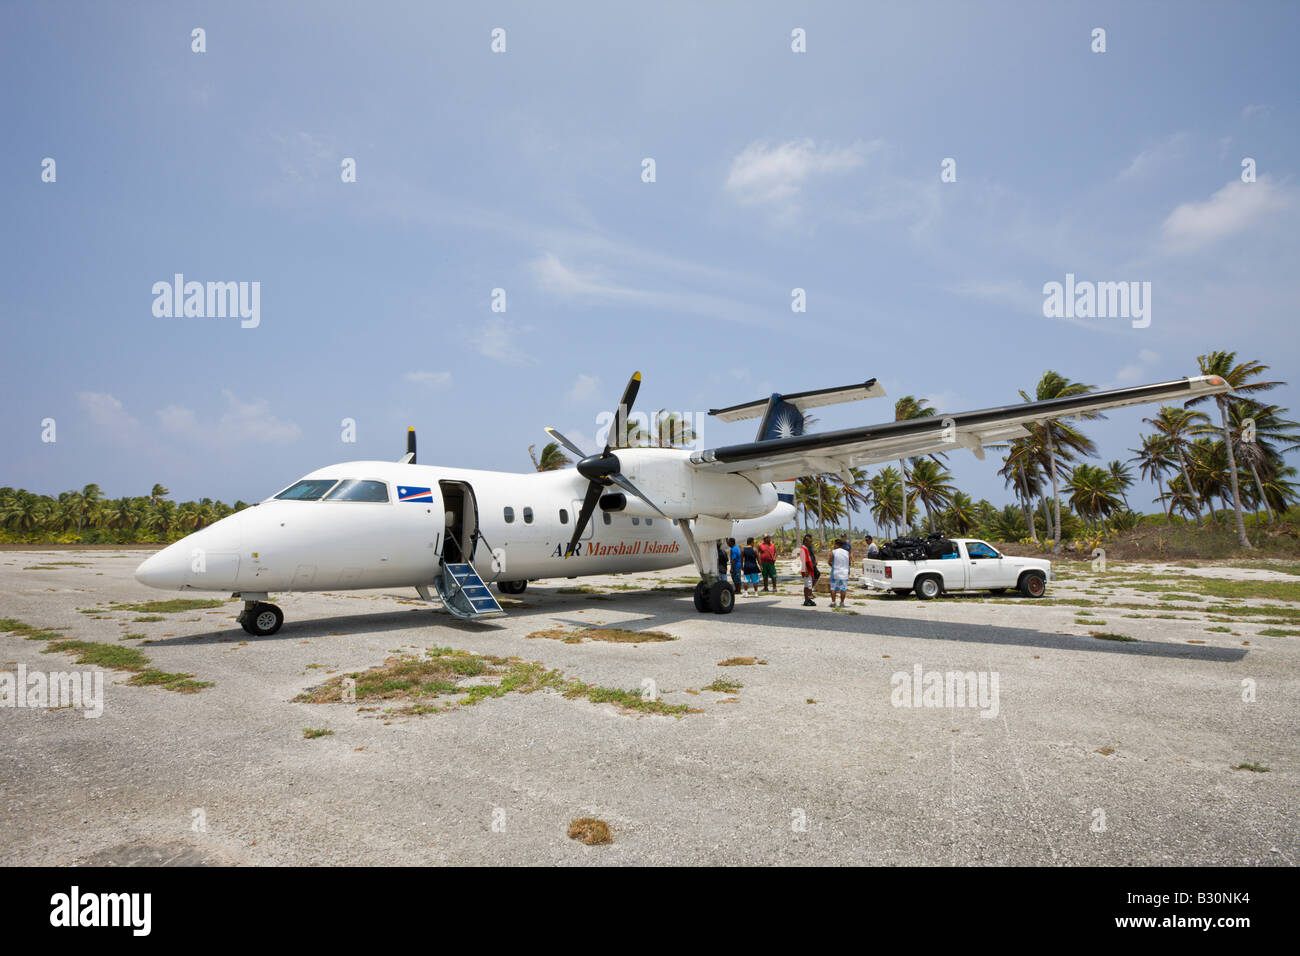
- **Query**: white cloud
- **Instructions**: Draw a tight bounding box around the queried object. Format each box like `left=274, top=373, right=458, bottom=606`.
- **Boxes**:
left=157, top=390, right=301, bottom=445
left=1113, top=349, right=1161, bottom=386
left=567, top=373, right=599, bottom=402
left=78, top=391, right=139, bottom=432
left=1118, top=132, right=1188, bottom=180
left=472, top=315, right=535, bottom=365
left=530, top=252, right=774, bottom=326
left=724, top=139, right=867, bottom=207
left=405, top=370, right=452, bottom=388
left=1162, top=176, right=1292, bottom=253
left=1242, top=104, right=1271, bottom=118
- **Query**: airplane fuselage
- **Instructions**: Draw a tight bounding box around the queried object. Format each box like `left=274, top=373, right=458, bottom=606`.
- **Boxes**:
left=134, top=455, right=794, bottom=594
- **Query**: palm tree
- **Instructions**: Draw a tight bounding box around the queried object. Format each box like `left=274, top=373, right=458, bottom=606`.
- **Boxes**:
left=1106, top=460, right=1134, bottom=509
left=905, top=458, right=956, bottom=532
left=943, top=491, right=977, bottom=535
left=1129, top=433, right=1176, bottom=523
left=1020, top=372, right=1102, bottom=553
left=893, top=396, right=937, bottom=532
left=838, top=467, right=870, bottom=540
left=150, top=484, right=170, bottom=504
left=651, top=410, right=697, bottom=448
left=1064, top=464, right=1123, bottom=527
left=1143, top=405, right=1209, bottom=529
left=998, top=437, right=1044, bottom=543
left=869, top=467, right=904, bottom=539
left=1227, top=402, right=1300, bottom=525
left=528, top=442, right=572, bottom=472
left=1186, top=351, right=1281, bottom=548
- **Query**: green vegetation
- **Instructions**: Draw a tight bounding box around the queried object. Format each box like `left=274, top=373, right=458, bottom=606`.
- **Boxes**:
left=718, top=657, right=766, bottom=666
left=1232, top=762, right=1270, bottom=773
left=1090, top=632, right=1137, bottom=642
left=704, top=677, right=743, bottom=694
left=1, top=617, right=211, bottom=693
left=1256, top=628, right=1300, bottom=637
left=302, top=728, right=334, bottom=739
left=297, top=647, right=693, bottom=717
left=0, top=483, right=248, bottom=544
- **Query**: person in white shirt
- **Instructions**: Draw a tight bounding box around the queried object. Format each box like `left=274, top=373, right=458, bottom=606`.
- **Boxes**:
left=865, top=535, right=880, bottom=558
left=829, top=538, right=851, bottom=608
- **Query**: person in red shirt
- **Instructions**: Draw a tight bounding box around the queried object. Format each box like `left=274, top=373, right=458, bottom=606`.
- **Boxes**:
left=758, top=534, right=778, bottom=592
left=799, top=534, right=817, bottom=606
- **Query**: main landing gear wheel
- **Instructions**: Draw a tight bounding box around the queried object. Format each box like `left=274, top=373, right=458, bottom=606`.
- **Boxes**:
left=708, top=581, right=735, bottom=614
left=693, top=581, right=710, bottom=613
left=498, top=580, right=528, bottom=595
left=239, top=601, right=283, bottom=636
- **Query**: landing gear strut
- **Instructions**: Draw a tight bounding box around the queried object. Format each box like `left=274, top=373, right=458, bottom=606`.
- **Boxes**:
left=238, top=599, right=283, bottom=636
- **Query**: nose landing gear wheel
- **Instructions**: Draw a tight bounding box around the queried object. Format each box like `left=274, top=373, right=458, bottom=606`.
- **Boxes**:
left=239, top=601, right=284, bottom=636
left=708, top=581, right=735, bottom=614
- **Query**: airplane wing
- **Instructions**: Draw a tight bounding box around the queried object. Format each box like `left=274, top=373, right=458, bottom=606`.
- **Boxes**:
left=687, top=375, right=1229, bottom=484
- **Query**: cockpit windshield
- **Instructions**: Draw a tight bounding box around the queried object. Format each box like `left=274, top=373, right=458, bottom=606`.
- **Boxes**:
left=324, top=479, right=390, bottom=502
left=274, top=479, right=338, bottom=501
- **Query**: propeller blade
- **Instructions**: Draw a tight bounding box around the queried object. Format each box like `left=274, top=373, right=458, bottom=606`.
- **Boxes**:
left=407, top=427, right=417, bottom=465
left=608, top=473, right=667, bottom=517
left=544, top=426, right=589, bottom=461
left=606, top=371, right=642, bottom=453
left=566, top=481, right=604, bottom=557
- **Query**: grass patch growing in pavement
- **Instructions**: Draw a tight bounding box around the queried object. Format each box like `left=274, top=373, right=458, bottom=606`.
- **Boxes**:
left=85, top=598, right=228, bottom=615
left=704, top=677, right=743, bottom=694
left=1232, top=762, right=1270, bottom=773
left=0, top=618, right=66, bottom=641
left=302, top=728, right=334, bottom=739
left=1, top=617, right=212, bottom=693
left=556, top=585, right=600, bottom=594
left=1256, top=628, right=1300, bottom=637
left=297, top=646, right=693, bottom=717
left=527, top=626, right=676, bottom=644
left=718, top=657, right=766, bottom=666
left=1090, top=632, right=1137, bottom=643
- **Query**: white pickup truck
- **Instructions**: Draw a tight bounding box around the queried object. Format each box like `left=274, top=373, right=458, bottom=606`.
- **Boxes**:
left=860, top=538, right=1051, bottom=600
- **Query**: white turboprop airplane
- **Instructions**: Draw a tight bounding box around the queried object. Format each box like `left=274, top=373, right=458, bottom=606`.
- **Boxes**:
left=134, top=371, right=1229, bottom=636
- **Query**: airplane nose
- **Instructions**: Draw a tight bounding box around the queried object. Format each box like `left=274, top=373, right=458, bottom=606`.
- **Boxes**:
left=134, top=543, right=189, bottom=590
left=134, top=513, right=244, bottom=591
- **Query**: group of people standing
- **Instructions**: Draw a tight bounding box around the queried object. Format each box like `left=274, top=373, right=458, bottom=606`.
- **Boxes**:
left=721, top=532, right=879, bottom=608
left=725, top=534, right=780, bottom=596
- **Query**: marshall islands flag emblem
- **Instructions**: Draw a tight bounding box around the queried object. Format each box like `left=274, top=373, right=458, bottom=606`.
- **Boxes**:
left=397, top=486, right=434, bottom=503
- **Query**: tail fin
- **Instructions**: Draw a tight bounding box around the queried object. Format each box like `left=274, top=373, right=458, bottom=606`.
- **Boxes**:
left=708, top=380, right=886, bottom=442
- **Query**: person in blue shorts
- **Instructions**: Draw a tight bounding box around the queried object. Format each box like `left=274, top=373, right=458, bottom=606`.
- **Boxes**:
left=727, top=537, right=742, bottom=593
left=741, top=537, right=762, bottom=596
left=829, top=538, right=851, bottom=608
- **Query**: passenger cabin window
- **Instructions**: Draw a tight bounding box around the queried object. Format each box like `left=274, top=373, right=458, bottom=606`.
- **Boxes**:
left=559, top=508, right=569, bottom=524
left=523, top=507, right=534, bottom=524
left=966, top=541, right=1000, bottom=560
left=324, top=479, right=389, bottom=502
left=275, top=479, right=337, bottom=501
left=645, top=518, right=653, bottom=526
left=504, top=507, right=515, bottom=523
left=632, top=516, right=640, bottom=525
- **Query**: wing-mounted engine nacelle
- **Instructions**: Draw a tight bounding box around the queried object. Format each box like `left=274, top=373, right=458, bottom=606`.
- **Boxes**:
left=614, top=448, right=775, bottom=519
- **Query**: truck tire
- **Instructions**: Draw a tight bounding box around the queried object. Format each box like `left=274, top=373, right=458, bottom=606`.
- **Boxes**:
left=891, top=588, right=912, bottom=596
left=1018, top=571, right=1046, bottom=598
left=915, top=576, right=942, bottom=600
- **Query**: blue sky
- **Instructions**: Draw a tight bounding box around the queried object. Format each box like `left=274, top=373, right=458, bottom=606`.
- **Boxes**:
left=2, top=1, right=1297, bottom=516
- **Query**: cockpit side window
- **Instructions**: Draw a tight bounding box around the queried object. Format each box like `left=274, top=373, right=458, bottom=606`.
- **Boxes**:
left=324, top=479, right=390, bottom=502
left=275, top=479, right=338, bottom=500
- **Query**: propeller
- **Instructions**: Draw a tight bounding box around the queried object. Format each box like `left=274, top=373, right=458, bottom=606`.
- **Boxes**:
left=546, top=371, right=667, bottom=557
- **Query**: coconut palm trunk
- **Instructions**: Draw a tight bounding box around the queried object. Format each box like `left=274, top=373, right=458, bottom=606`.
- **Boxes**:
left=898, top=459, right=908, bottom=532
left=1046, top=432, right=1062, bottom=552
left=1016, top=461, right=1038, bottom=544
left=1247, top=459, right=1275, bottom=524
left=1215, top=398, right=1253, bottom=548
left=1173, top=447, right=1203, bottom=528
